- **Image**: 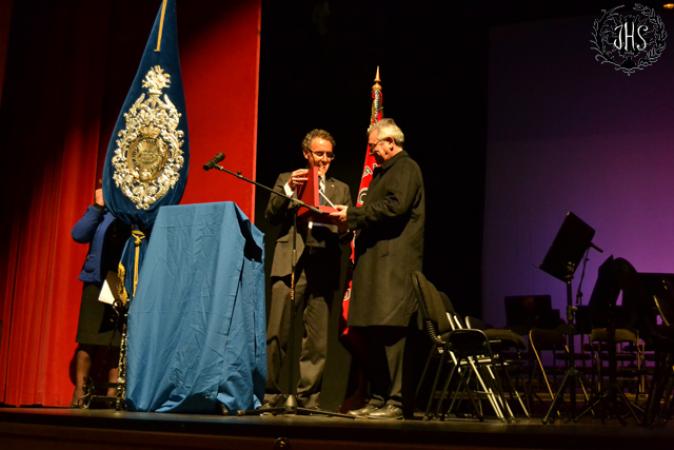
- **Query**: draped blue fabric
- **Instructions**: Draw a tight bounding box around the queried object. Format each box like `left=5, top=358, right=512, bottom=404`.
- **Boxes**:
left=126, top=202, right=267, bottom=413
left=101, top=0, right=189, bottom=299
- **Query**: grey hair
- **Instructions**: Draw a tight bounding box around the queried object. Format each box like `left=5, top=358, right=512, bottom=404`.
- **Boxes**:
left=367, top=118, right=404, bottom=148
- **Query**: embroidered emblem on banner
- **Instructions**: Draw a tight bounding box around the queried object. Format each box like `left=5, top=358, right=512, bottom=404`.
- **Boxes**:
left=112, top=65, right=185, bottom=210
left=591, top=4, right=668, bottom=76
left=357, top=187, right=369, bottom=205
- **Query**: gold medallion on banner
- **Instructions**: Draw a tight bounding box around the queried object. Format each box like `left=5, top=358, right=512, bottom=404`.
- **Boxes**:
left=111, top=65, right=185, bottom=210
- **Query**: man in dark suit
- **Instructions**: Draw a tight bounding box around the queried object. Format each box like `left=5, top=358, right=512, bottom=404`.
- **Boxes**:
left=265, top=129, right=352, bottom=409
left=332, top=118, right=425, bottom=419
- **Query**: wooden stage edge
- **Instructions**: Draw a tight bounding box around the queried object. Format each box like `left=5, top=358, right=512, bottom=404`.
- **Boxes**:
left=0, top=407, right=673, bottom=450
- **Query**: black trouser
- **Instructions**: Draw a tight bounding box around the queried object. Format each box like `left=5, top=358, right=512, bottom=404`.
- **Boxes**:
left=349, top=326, right=407, bottom=408
left=265, top=249, right=339, bottom=408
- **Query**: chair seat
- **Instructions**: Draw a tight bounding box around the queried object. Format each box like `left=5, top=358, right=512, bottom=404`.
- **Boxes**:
left=484, top=329, right=526, bottom=350
left=590, top=327, right=638, bottom=342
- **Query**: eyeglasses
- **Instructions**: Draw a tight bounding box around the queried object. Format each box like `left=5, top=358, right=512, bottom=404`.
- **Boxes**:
left=309, top=151, right=335, bottom=160
left=367, top=138, right=389, bottom=151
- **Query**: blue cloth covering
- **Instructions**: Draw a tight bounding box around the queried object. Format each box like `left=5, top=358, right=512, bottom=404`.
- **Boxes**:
left=126, top=202, right=266, bottom=413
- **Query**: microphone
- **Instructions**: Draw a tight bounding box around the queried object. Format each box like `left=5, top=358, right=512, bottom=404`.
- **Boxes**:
left=203, top=152, right=225, bottom=171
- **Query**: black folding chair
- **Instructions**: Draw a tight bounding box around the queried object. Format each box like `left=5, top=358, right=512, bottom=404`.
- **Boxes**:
left=413, top=271, right=524, bottom=421
left=412, top=271, right=456, bottom=418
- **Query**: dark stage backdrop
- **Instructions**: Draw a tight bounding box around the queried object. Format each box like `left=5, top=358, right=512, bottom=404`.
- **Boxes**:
left=253, top=1, right=489, bottom=407
left=0, top=0, right=260, bottom=407
left=0, top=0, right=11, bottom=105
left=255, top=1, right=488, bottom=319
left=483, top=13, right=674, bottom=326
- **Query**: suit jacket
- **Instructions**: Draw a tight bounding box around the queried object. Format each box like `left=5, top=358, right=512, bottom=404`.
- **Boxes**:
left=266, top=172, right=352, bottom=278
left=72, top=205, right=128, bottom=284
left=346, top=151, right=425, bottom=327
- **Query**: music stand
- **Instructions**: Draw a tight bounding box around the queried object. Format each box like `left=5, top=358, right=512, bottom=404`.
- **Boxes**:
left=540, top=212, right=597, bottom=423
left=636, top=272, right=669, bottom=338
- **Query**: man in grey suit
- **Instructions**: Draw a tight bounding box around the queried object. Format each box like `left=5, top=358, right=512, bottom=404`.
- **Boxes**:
left=332, top=119, right=425, bottom=419
left=265, top=129, right=352, bottom=409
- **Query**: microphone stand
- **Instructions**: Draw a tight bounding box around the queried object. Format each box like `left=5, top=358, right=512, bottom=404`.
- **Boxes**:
left=207, top=164, right=319, bottom=213
left=205, top=158, right=353, bottom=419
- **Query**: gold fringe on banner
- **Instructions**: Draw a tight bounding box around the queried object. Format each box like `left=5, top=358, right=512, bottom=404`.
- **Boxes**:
left=116, top=229, right=147, bottom=305
left=117, top=263, right=128, bottom=305
left=131, top=230, right=146, bottom=296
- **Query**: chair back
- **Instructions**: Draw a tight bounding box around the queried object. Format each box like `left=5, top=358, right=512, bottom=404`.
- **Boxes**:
left=529, top=327, right=566, bottom=352
left=649, top=276, right=674, bottom=328
left=446, top=329, right=492, bottom=359
left=413, top=271, right=454, bottom=335
left=655, top=295, right=674, bottom=328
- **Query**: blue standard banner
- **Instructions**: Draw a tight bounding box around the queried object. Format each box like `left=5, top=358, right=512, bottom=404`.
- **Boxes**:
left=102, top=0, right=190, bottom=301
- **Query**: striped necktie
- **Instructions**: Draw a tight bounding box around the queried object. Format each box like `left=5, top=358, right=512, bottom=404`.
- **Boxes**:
left=319, top=176, right=326, bottom=206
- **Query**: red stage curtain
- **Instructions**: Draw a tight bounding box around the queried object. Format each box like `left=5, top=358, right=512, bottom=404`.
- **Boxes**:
left=180, top=2, right=260, bottom=216
left=0, top=0, right=260, bottom=407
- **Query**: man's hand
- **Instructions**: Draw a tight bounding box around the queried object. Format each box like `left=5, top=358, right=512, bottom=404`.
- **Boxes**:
left=288, top=168, right=309, bottom=191
left=94, top=188, right=104, bottom=207
left=330, top=204, right=348, bottom=223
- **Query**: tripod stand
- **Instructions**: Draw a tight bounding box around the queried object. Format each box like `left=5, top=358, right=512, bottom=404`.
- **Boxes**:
left=575, top=304, right=641, bottom=423
left=204, top=154, right=353, bottom=418
left=539, top=212, right=598, bottom=424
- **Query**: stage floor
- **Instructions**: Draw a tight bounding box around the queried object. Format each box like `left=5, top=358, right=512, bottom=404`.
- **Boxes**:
left=0, top=406, right=673, bottom=450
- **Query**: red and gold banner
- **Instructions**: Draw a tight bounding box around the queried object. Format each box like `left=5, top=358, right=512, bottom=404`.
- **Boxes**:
left=341, top=67, right=383, bottom=333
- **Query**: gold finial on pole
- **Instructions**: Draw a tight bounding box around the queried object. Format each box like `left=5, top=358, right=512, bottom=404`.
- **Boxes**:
left=372, top=66, right=382, bottom=91
left=154, top=0, right=168, bottom=52
left=370, top=66, right=383, bottom=124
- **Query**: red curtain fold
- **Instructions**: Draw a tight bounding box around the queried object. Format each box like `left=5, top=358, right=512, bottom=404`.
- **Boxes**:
left=0, top=1, right=111, bottom=406
left=180, top=1, right=260, bottom=219
left=0, top=0, right=260, bottom=407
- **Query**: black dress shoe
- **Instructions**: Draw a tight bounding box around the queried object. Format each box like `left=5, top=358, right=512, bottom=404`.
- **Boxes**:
left=367, top=404, right=403, bottom=419
left=347, top=403, right=381, bottom=417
